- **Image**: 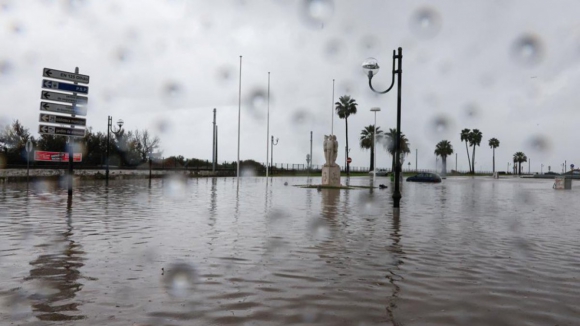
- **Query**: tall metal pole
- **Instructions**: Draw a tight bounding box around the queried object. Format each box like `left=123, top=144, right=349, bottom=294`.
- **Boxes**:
left=416, top=149, right=418, bottom=172
left=373, top=111, right=377, bottom=180
left=393, top=48, right=403, bottom=208
left=529, top=158, right=531, bottom=174
left=106, top=116, right=111, bottom=184
left=331, top=79, right=335, bottom=135
left=237, top=55, right=242, bottom=179
left=212, top=108, right=216, bottom=172
left=271, top=136, right=274, bottom=172
left=310, top=131, right=313, bottom=171
left=266, top=72, right=270, bottom=178
left=215, top=125, right=218, bottom=168
left=455, top=153, right=457, bottom=171
left=67, top=67, right=79, bottom=197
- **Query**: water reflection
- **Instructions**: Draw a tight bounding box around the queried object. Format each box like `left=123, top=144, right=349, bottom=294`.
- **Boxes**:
left=387, top=208, right=404, bottom=325
left=24, top=196, right=86, bottom=321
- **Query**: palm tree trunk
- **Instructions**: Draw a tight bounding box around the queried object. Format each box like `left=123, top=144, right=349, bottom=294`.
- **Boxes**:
left=471, top=145, right=476, bottom=174
left=345, top=117, right=349, bottom=176
left=442, top=156, right=447, bottom=178
left=464, top=141, right=471, bottom=173
left=518, top=162, right=521, bottom=175
left=492, top=148, right=495, bottom=173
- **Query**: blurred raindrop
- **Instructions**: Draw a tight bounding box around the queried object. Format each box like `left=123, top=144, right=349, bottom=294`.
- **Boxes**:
left=162, top=81, right=185, bottom=106
left=338, top=80, right=357, bottom=95
left=307, top=218, right=330, bottom=243
left=292, top=109, right=314, bottom=127
left=324, top=38, right=347, bottom=62
left=10, top=22, right=24, bottom=34
left=155, top=117, right=172, bottom=134
left=511, top=34, right=544, bottom=67
left=245, top=88, right=267, bottom=120
left=409, top=7, right=442, bottom=39
left=114, top=47, right=132, bottom=62
left=215, top=65, right=235, bottom=84
left=462, top=103, right=480, bottom=121
left=164, top=174, right=187, bottom=198
left=426, top=114, right=455, bottom=139
left=0, top=60, right=13, bottom=77
left=359, top=34, right=380, bottom=53
left=162, top=262, right=198, bottom=298
left=300, top=0, right=334, bottom=28
left=524, top=134, right=552, bottom=154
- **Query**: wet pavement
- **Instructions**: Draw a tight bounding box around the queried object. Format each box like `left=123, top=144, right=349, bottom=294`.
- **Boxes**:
left=0, top=176, right=579, bottom=325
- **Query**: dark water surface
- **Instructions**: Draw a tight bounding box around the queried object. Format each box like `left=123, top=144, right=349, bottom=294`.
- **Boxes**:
left=0, top=176, right=579, bottom=325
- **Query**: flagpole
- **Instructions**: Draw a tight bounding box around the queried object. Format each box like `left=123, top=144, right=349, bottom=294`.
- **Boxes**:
left=266, top=72, right=270, bottom=178
left=331, top=79, right=335, bottom=135
left=237, top=56, right=242, bottom=180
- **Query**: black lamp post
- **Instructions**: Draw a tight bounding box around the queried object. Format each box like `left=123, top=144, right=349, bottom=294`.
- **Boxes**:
left=363, top=47, right=404, bottom=208
left=106, top=116, right=124, bottom=184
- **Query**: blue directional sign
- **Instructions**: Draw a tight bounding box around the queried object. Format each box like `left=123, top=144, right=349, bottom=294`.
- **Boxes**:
left=42, top=79, right=89, bottom=94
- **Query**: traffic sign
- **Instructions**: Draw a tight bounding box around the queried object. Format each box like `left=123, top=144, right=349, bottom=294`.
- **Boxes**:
left=43, top=68, right=89, bottom=84
left=38, top=124, right=85, bottom=137
left=41, top=91, right=88, bottom=105
left=42, top=79, right=89, bottom=94
left=26, top=139, right=33, bottom=153
left=40, top=102, right=87, bottom=116
left=34, top=151, right=82, bottom=162
left=39, top=113, right=86, bottom=126
left=347, top=157, right=352, bottom=164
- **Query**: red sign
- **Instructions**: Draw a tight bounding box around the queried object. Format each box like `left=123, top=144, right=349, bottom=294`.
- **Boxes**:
left=347, top=157, right=352, bottom=164
left=34, top=151, right=82, bottom=162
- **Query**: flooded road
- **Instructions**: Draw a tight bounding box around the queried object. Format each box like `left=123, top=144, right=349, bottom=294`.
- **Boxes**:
left=0, top=176, right=578, bottom=325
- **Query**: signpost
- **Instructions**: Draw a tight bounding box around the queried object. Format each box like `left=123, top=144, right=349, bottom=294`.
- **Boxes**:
left=41, top=91, right=88, bottom=105
left=39, top=113, right=86, bottom=126
left=347, top=157, right=352, bottom=164
left=40, top=102, right=87, bottom=116
left=42, top=80, right=89, bottom=94
left=43, top=68, right=89, bottom=84
left=39, top=67, right=89, bottom=196
left=26, top=139, right=32, bottom=182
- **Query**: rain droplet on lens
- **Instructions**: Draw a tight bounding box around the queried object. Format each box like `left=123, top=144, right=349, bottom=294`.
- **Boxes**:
left=163, top=262, right=197, bottom=298
left=301, top=0, right=334, bottom=28
left=359, top=34, right=379, bottom=52
left=0, top=60, right=13, bottom=76
left=409, top=7, right=442, bottom=39
left=115, top=47, right=131, bottom=62
left=164, top=82, right=181, bottom=97
left=462, top=103, right=480, bottom=121
left=427, top=114, right=454, bottom=138
left=338, top=80, right=357, bottom=95
left=216, top=65, right=235, bottom=84
left=245, top=89, right=267, bottom=120
left=155, top=118, right=171, bottom=134
left=511, top=34, right=544, bottom=67
left=324, top=38, right=347, bottom=62
left=292, top=109, right=313, bottom=127
left=524, top=134, right=551, bottom=153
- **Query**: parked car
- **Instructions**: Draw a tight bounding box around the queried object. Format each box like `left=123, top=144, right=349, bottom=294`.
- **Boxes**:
left=368, top=169, right=389, bottom=176
left=406, top=172, right=442, bottom=183
left=544, top=171, right=560, bottom=176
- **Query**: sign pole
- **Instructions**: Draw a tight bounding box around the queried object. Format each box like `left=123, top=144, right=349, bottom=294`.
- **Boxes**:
left=26, top=139, right=32, bottom=182
left=68, top=67, right=79, bottom=197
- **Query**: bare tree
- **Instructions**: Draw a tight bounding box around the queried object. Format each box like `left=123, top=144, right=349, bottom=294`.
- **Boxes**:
left=134, top=129, right=160, bottom=161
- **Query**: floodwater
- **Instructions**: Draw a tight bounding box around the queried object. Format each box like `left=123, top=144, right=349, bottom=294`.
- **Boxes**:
left=0, top=176, right=579, bottom=325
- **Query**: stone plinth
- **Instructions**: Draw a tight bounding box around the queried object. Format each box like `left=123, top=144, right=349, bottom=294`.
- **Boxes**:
left=322, top=165, right=341, bottom=186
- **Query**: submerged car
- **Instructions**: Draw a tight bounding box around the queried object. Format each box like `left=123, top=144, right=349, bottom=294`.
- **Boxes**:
left=369, top=169, right=389, bottom=176
left=406, top=172, right=442, bottom=183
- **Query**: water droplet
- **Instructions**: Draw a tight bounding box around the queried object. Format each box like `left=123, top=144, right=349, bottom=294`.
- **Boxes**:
left=215, top=65, right=235, bottom=84
left=115, top=47, right=132, bottom=62
left=524, top=134, right=551, bottom=153
left=245, top=89, right=267, bottom=120
left=163, top=262, right=197, bottom=298
left=162, top=82, right=185, bottom=106
left=359, top=34, right=380, bottom=53
left=462, top=103, right=480, bottom=121
left=301, top=0, right=334, bottom=28
left=427, top=114, right=455, bottom=139
left=307, top=219, right=330, bottom=243
left=0, top=60, right=13, bottom=76
left=155, top=118, right=172, bottom=134
left=324, top=38, right=347, bottom=62
left=511, top=34, right=544, bottom=67
left=409, top=7, right=442, bottom=39
left=338, top=80, right=357, bottom=95
left=292, top=109, right=314, bottom=128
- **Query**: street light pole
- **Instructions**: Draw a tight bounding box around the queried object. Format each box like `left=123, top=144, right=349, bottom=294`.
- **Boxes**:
left=370, top=107, right=381, bottom=181
left=363, top=47, right=404, bottom=208
left=212, top=108, right=216, bottom=172
left=266, top=72, right=270, bottom=178
left=271, top=136, right=278, bottom=175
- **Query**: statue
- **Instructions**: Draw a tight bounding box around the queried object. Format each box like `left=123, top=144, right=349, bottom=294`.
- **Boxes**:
left=322, top=134, right=341, bottom=186
left=324, top=135, right=339, bottom=167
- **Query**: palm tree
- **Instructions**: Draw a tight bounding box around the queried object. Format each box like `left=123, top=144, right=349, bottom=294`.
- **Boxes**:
left=460, top=129, right=471, bottom=173
left=468, top=129, right=482, bottom=174
left=380, top=128, right=410, bottom=173
left=513, top=151, right=528, bottom=175
left=434, top=140, right=454, bottom=177
left=335, top=95, right=358, bottom=176
left=488, top=138, right=500, bottom=173
left=360, top=125, right=383, bottom=171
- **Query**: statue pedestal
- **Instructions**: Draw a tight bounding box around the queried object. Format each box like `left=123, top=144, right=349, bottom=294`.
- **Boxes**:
left=322, top=165, right=341, bottom=186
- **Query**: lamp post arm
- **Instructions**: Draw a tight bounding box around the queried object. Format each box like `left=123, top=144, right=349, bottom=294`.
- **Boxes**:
left=368, top=50, right=396, bottom=94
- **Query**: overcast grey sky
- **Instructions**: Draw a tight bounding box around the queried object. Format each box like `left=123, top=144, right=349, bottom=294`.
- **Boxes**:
left=1, top=0, right=578, bottom=172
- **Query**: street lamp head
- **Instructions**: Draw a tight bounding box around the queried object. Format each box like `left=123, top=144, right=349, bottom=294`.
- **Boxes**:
left=117, top=119, right=124, bottom=129
left=362, top=57, right=380, bottom=78
left=370, top=107, right=381, bottom=112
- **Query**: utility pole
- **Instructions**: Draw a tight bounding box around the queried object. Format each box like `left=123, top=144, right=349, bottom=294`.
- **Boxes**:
left=310, top=131, right=313, bottom=171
